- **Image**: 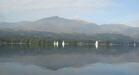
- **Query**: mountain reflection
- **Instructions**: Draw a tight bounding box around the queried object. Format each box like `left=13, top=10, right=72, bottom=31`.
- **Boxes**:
left=0, top=45, right=139, bottom=71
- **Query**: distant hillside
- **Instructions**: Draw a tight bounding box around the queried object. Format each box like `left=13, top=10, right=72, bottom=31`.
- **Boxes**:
left=15, top=16, right=99, bottom=34
left=0, top=16, right=139, bottom=40
left=0, top=30, right=133, bottom=42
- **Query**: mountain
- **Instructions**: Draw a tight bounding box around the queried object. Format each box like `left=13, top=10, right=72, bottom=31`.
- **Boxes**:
left=0, top=22, right=18, bottom=30
left=15, top=16, right=99, bottom=34
left=0, top=16, right=139, bottom=40
left=0, top=29, right=132, bottom=42
left=99, top=24, right=139, bottom=38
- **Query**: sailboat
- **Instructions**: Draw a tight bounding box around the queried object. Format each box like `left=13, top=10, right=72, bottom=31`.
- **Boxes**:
left=62, top=41, right=65, bottom=48
left=56, top=41, right=59, bottom=47
left=95, top=41, right=99, bottom=49
left=53, top=41, right=56, bottom=46
left=54, top=41, right=59, bottom=47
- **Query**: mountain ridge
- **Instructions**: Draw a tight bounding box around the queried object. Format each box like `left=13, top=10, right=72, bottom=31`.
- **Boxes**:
left=0, top=16, right=139, bottom=39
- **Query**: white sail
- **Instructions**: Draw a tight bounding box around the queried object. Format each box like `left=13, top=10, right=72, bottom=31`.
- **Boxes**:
left=53, top=41, right=56, bottom=46
left=56, top=41, right=59, bottom=47
left=54, top=41, right=59, bottom=47
left=62, top=41, right=65, bottom=48
left=95, top=41, right=98, bottom=49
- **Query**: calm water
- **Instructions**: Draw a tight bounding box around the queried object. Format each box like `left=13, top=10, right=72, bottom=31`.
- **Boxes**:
left=0, top=45, right=139, bottom=75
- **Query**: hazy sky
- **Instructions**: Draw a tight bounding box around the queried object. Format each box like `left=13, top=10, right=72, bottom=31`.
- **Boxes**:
left=0, top=0, right=139, bottom=26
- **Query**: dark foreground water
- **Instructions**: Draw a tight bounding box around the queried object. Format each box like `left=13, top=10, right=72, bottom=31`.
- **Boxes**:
left=0, top=45, right=139, bottom=75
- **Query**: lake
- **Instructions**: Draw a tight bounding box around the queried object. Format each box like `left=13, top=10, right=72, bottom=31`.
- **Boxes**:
left=0, top=45, right=139, bottom=75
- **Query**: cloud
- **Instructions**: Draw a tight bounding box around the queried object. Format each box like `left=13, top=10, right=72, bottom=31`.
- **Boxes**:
left=0, top=0, right=116, bottom=13
left=130, top=19, right=139, bottom=27
left=122, top=14, right=139, bottom=27
left=0, top=0, right=118, bottom=22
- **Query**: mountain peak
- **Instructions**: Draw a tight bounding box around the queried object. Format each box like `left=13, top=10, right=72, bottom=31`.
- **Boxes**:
left=50, top=16, right=60, bottom=18
left=36, top=16, right=66, bottom=22
left=47, top=16, right=65, bottom=19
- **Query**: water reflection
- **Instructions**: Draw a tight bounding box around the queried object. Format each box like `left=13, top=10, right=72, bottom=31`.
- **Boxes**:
left=0, top=45, right=139, bottom=75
